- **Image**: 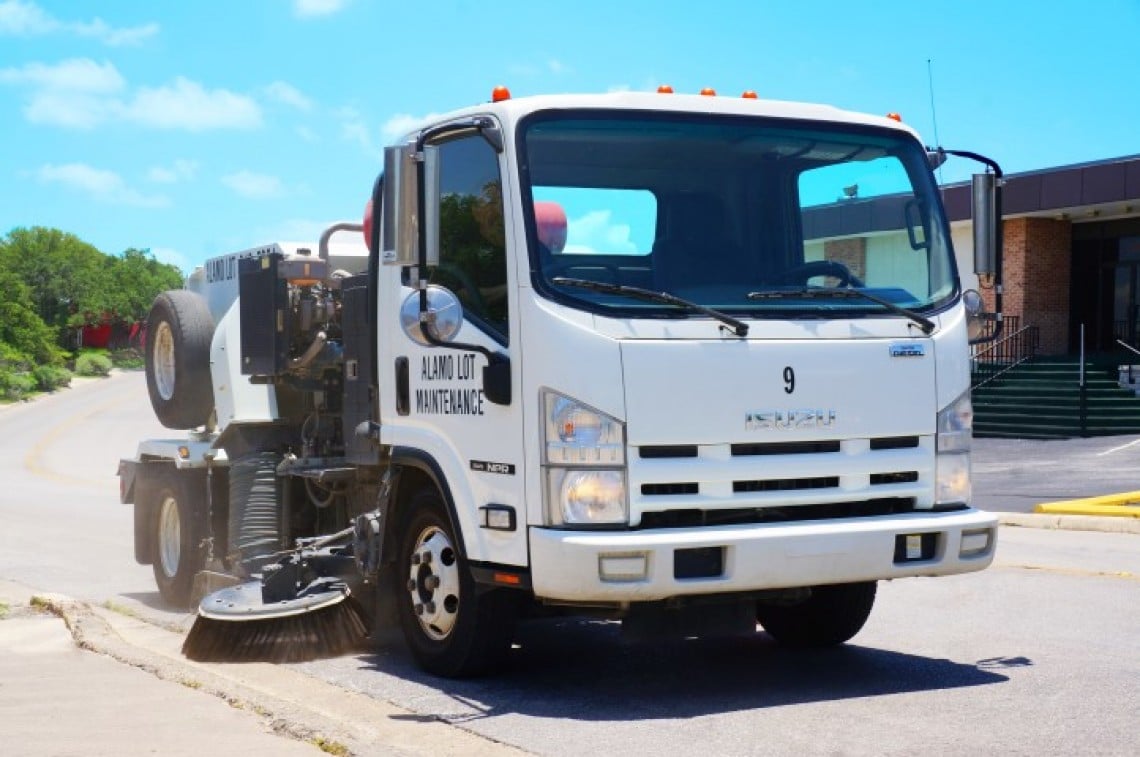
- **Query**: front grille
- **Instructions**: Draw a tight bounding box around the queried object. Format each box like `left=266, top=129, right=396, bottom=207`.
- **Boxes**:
left=731, top=441, right=840, bottom=456
left=640, top=497, right=919, bottom=529
left=871, top=471, right=919, bottom=485
left=733, top=476, right=839, bottom=493
left=642, top=482, right=699, bottom=496
left=631, top=434, right=934, bottom=526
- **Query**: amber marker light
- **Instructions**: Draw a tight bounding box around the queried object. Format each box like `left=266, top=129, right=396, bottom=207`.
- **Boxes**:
left=741, top=90, right=758, bottom=99
left=699, top=87, right=717, bottom=96
left=657, top=84, right=674, bottom=93
left=886, top=112, right=902, bottom=122
left=492, top=85, right=511, bottom=102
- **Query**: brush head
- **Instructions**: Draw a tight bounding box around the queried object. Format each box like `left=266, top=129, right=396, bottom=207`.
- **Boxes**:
left=182, top=596, right=369, bottom=663
left=181, top=579, right=370, bottom=663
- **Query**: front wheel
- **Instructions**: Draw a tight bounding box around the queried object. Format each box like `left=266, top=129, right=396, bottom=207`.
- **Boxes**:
left=396, top=489, right=517, bottom=677
left=756, top=582, right=876, bottom=647
left=150, top=476, right=206, bottom=608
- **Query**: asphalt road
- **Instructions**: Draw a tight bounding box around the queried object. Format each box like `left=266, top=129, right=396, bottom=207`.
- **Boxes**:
left=973, top=434, right=1140, bottom=512
left=2, top=372, right=1138, bottom=756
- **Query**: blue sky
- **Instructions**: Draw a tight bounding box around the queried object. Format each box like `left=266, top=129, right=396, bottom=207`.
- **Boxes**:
left=2, top=0, right=1137, bottom=273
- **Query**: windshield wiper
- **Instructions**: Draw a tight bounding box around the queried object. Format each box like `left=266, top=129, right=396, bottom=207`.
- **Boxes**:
left=746, top=286, right=935, bottom=335
left=552, top=277, right=749, bottom=336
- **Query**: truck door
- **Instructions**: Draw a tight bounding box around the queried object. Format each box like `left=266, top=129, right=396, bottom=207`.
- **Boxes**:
left=390, top=129, right=526, bottom=568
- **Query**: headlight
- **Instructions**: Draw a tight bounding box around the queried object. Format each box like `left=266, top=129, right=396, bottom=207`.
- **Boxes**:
left=935, top=391, right=972, bottom=505
left=542, top=391, right=627, bottom=526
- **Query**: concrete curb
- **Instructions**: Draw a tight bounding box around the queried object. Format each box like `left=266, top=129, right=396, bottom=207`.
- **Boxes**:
left=998, top=513, right=1140, bottom=535
left=31, top=593, right=528, bottom=757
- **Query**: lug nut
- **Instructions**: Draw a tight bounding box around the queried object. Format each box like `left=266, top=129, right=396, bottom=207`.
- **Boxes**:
left=414, top=603, right=425, bottom=616
left=423, top=601, right=436, bottom=614
left=406, top=579, right=416, bottom=592
left=420, top=551, right=433, bottom=565
left=424, top=575, right=440, bottom=590
left=411, top=553, right=421, bottom=565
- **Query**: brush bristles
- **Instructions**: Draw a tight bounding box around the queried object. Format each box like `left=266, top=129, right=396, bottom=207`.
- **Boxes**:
left=181, top=600, right=369, bottom=663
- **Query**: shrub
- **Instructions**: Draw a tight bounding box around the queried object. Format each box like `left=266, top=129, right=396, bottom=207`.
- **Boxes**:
left=109, top=347, right=144, bottom=370
left=32, top=364, right=72, bottom=391
left=74, top=352, right=113, bottom=377
left=0, top=369, right=37, bottom=401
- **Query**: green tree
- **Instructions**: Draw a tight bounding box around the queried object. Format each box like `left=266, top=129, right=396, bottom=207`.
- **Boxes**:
left=0, top=227, right=184, bottom=351
left=0, top=227, right=107, bottom=338
left=0, top=265, right=63, bottom=366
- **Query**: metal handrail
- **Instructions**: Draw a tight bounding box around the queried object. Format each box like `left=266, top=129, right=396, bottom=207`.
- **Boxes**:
left=971, top=322, right=1040, bottom=390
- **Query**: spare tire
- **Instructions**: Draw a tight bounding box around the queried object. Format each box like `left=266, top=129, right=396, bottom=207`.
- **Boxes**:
left=145, top=290, right=215, bottom=429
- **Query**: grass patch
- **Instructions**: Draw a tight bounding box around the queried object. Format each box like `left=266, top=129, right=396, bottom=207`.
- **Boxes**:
left=102, top=599, right=141, bottom=620
left=0, top=601, right=9, bottom=619
left=309, top=738, right=351, bottom=756
left=181, top=679, right=203, bottom=690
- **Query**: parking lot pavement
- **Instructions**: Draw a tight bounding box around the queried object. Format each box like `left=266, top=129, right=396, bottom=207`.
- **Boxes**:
left=972, top=434, right=1140, bottom=513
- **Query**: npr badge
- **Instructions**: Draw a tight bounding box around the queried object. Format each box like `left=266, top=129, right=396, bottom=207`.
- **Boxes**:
left=890, top=343, right=926, bottom=358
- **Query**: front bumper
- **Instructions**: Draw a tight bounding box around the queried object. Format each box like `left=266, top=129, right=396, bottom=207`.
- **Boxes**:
left=529, top=509, right=997, bottom=602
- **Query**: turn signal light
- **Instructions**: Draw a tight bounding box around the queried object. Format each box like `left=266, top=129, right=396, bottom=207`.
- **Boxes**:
left=699, top=87, right=717, bottom=96
left=886, top=112, right=902, bottom=122
left=657, top=84, right=674, bottom=94
left=492, top=85, right=511, bottom=102
left=741, top=90, right=758, bottom=99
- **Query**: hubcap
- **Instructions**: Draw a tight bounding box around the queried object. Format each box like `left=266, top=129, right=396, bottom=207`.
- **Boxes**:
left=406, top=525, right=460, bottom=640
left=153, top=322, right=176, bottom=401
left=157, top=494, right=181, bottom=579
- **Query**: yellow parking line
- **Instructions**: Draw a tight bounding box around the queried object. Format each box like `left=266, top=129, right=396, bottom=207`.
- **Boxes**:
left=996, top=563, right=1138, bottom=581
left=1034, top=492, right=1140, bottom=517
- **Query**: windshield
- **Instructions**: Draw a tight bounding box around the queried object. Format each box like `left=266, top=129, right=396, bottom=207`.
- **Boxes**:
left=521, top=111, right=957, bottom=321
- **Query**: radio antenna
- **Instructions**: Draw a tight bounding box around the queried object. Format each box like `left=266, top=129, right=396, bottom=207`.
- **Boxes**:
left=927, top=58, right=944, bottom=184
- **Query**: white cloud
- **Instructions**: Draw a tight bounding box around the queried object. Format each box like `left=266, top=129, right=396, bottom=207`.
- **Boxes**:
left=123, top=78, right=262, bottom=131
left=548, top=59, right=571, bottom=75
left=564, top=210, right=637, bottom=254
left=0, top=58, right=125, bottom=93
left=1, top=59, right=261, bottom=131
left=0, top=0, right=54, bottom=34
left=35, top=162, right=169, bottom=207
left=147, top=160, right=198, bottom=184
left=222, top=170, right=285, bottom=200
left=264, top=80, right=312, bottom=111
left=24, top=91, right=109, bottom=128
left=293, top=0, right=348, bottom=18
left=0, top=1, right=158, bottom=46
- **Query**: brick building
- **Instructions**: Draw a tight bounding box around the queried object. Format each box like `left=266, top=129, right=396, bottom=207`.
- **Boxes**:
left=942, top=154, right=1140, bottom=357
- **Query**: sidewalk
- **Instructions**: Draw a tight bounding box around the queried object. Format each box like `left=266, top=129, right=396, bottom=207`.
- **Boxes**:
left=0, top=580, right=525, bottom=757
left=0, top=582, right=321, bottom=757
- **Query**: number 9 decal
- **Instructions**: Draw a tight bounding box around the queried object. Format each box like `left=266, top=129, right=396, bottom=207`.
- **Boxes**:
left=783, top=366, right=795, bottom=394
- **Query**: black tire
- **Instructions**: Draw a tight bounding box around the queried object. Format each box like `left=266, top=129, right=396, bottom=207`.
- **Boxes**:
left=145, top=290, right=215, bottom=430
left=150, top=474, right=206, bottom=608
left=395, top=488, right=517, bottom=677
left=757, top=582, right=876, bottom=647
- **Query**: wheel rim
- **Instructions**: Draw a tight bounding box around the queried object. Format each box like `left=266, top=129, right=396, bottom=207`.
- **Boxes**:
left=152, top=322, right=176, bottom=401
left=405, top=525, right=461, bottom=640
left=157, top=494, right=181, bottom=579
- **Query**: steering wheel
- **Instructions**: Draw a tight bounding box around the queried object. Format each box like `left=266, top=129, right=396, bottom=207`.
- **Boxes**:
left=777, top=260, right=864, bottom=288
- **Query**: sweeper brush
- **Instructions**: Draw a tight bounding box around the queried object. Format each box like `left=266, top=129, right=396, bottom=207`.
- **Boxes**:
left=181, top=530, right=373, bottom=663
left=182, top=580, right=369, bottom=663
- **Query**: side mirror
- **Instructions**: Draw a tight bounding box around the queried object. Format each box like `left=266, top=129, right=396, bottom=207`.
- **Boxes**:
left=971, top=173, right=998, bottom=278
left=381, top=144, right=439, bottom=267
left=399, top=286, right=463, bottom=345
